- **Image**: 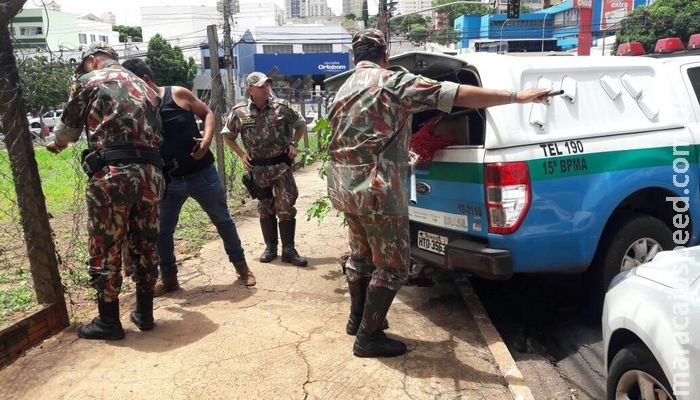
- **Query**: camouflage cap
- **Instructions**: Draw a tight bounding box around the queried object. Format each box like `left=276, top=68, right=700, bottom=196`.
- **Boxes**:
left=245, top=72, right=273, bottom=87
left=352, top=28, right=387, bottom=51
left=75, top=42, right=119, bottom=74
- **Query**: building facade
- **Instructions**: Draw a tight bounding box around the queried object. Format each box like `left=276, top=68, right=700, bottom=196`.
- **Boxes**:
left=11, top=8, right=118, bottom=60
left=196, top=25, right=352, bottom=101
left=455, top=0, right=650, bottom=53
left=396, top=0, right=434, bottom=18
left=342, top=0, right=365, bottom=18
left=287, top=0, right=335, bottom=18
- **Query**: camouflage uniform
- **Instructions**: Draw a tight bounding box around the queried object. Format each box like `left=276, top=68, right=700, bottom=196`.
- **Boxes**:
left=223, top=96, right=305, bottom=219
left=223, top=72, right=308, bottom=267
left=327, top=30, right=459, bottom=291
left=54, top=48, right=164, bottom=302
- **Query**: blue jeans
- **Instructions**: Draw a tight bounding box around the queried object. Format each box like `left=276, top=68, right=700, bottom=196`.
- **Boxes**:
left=158, top=164, right=245, bottom=274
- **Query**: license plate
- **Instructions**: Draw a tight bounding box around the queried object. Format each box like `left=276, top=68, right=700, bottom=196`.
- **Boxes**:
left=417, top=230, right=448, bottom=255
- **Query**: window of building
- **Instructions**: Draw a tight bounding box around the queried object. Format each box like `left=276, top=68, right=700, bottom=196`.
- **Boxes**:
left=203, top=56, right=226, bottom=69
left=79, top=33, right=87, bottom=44
left=90, top=34, right=96, bottom=42
left=555, top=9, right=578, bottom=28
left=263, top=44, right=293, bottom=54
left=20, top=26, right=43, bottom=36
left=99, top=35, right=108, bottom=43
left=302, top=43, right=332, bottom=53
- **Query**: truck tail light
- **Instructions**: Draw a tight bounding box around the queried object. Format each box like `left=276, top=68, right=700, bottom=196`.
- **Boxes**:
left=485, top=162, right=531, bottom=234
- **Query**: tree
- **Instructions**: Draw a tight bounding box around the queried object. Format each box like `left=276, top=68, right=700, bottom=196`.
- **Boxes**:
left=113, top=25, right=143, bottom=43
left=431, top=0, right=488, bottom=27
left=432, top=27, right=459, bottom=46
left=17, top=57, right=73, bottom=114
left=394, top=14, right=427, bottom=35
left=408, top=25, right=428, bottom=43
left=145, top=34, right=197, bottom=89
left=345, top=13, right=357, bottom=20
left=615, top=0, right=700, bottom=53
left=367, top=15, right=378, bottom=28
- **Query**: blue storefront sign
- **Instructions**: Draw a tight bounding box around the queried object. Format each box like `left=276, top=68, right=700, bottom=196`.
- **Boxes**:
left=254, top=53, right=350, bottom=75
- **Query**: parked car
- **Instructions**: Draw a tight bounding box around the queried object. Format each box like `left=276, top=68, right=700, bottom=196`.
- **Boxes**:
left=603, top=245, right=700, bottom=400
left=28, top=109, right=63, bottom=132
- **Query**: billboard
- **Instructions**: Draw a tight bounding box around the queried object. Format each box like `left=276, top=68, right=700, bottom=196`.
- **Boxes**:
left=253, top=53, right=351, bottom=76
left=601, top=0, right=633, bottom=30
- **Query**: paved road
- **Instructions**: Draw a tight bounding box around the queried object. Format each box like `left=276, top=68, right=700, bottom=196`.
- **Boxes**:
left=471, top=274, right=607, bottom=400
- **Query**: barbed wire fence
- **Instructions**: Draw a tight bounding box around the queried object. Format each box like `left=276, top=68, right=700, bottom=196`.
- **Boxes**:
left=0, top=0, right=72, bottom=366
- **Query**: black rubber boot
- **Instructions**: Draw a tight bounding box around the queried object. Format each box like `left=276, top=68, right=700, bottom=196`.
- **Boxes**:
left=353, top=286, right=406, bottom=358
left=259, top=216, right=278, bottom=263
left=346, top=277, right=389, bottom=335
left=279, top=219, right=308, bottom=267
left=77, top=299, right=125, bottom=341
left=129, top=288, right=154, bottom=331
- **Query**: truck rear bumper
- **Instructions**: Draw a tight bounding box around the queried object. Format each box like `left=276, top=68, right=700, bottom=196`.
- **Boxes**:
left=411, top=239, right=513, bottom=280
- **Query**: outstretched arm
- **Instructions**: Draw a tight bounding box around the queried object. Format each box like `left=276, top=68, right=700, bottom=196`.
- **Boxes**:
left=453, top=85, right=550, bottom=109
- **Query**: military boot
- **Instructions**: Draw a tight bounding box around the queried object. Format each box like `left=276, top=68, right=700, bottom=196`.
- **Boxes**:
left=129, top=288, right=154, bottom=331
left=77, top=299, right=125, bottom=341
left=233, top=260, right=256, bottom=286
left=353, top=286, right=406, bottom=358
left=153, top=270, right=179, bottom=297
left=346, top=277, right=389, bottom=335
left=279, top=219, right=308, bottom=267
left=259, top=216, right=278, bottom=263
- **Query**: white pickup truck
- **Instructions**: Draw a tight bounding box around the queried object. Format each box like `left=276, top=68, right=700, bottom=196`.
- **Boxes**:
left=325, top=47, right=700, bottom=304
left=28, top=109, right=63, bottom=131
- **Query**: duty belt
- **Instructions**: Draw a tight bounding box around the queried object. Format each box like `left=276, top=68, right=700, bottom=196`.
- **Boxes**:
left=101, top=147, right=163, bottom=167
left=81, top=145, right=163, bottom=177
left=250, top=154, right=292, bottom=166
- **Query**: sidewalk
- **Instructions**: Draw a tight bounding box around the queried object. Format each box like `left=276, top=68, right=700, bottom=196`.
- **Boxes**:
left=0, top=165, right=530, bottom=400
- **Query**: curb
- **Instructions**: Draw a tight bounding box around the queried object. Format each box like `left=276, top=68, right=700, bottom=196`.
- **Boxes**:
left=455, top=276, right=535, bottom=400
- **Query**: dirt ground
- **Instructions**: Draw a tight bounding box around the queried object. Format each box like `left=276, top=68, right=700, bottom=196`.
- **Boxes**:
left=0, top=163, right=523, bottom=400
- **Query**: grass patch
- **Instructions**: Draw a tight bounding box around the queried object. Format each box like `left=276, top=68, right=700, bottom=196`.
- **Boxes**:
left=0, top=283, right=37, bottom=326
left=36, top=146, right=87, bottom=215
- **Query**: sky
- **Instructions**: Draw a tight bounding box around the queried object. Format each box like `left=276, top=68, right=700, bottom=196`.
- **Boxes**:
left=24, top=0, right=344, bottom=26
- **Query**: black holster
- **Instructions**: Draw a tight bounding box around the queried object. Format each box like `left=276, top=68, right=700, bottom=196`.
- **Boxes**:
left=242, top=173, right=273, bottom=200
left=81, top=149, right=104, bottom=178
left=242, top=173, right=259, bottom=199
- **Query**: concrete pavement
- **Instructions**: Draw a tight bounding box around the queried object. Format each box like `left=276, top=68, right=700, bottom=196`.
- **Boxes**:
left=0, top=166, right=532, bottom=400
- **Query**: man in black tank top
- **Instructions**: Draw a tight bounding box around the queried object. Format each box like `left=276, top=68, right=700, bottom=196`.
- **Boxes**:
left=123, top=59, right=256, bottom=293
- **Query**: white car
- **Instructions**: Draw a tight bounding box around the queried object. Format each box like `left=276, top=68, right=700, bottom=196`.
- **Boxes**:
left=603, top=246, right=700, bottom=400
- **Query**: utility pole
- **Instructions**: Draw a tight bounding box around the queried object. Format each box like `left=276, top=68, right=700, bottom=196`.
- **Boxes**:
left=222, top=0, right=236, bottom=105
left=207, top=24, right=228, bottom=185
